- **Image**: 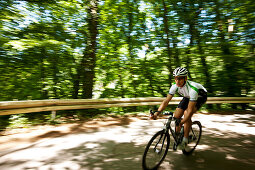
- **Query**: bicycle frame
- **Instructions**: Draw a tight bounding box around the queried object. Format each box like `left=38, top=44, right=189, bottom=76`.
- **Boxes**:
left=143, top=111, right=202, bottom=170
left=154, top=112, right=183, bottom=152
left=164, top=114, right=183, bottom=148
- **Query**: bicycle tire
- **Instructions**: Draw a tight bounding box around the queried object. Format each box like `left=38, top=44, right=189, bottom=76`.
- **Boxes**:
left=182, top=121, right=202, bottom=155
left=142, top=130, right=170, bottom=170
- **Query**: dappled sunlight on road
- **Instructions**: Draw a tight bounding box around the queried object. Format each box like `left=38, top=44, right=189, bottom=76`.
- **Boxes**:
left=160, top=112, right=255, bottom=170
left=194, top=113, right=255, bottom=136
left=0, top=116, right=163, bottom=169
left=0, top=112, right=255, bottom=169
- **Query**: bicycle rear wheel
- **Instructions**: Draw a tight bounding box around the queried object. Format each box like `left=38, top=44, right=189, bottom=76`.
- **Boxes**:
left=182, top=121, right=202, bottom=155
left=142, top=130, right=170, bottom=170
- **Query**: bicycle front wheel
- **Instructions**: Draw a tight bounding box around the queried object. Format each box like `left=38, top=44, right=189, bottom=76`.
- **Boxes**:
left=142, top=130, right=170, bottom=170
left=182, top=121, right=202, bottom=155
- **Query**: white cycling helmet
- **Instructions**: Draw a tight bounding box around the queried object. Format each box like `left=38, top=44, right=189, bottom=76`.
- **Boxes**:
left=173, top=67, right=188, bottom=77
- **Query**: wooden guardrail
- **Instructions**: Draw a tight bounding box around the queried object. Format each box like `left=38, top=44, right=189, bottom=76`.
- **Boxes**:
left=0, top=97, right=254, bottom=116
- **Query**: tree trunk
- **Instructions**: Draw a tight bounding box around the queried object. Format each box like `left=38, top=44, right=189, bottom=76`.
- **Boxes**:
left=81, top=0, right=98, bottom=99
left=195, top=2, right=213, bottom=97
left=196, top=28, right=213, bottom=109
left=185, top=21, right=195, bottom=80
left=73, top=69, right=80, bottom=99
left=173, top=25, right=181, bottom=67
left=40, top=48, right=48, bottom=99
left=162, top=0, right=173, bottom=84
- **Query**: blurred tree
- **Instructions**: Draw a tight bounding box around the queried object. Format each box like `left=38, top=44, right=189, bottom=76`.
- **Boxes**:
left=161, top=0, right=173, bottom=83
left=0, top=0, right=254, bottom=113
left=214, top=0, right=241, bottom=97
left=80, top=0, right=99, bottom=99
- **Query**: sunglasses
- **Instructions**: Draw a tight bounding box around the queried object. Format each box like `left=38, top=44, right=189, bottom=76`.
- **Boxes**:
left=174, top=77, right=185, bottom=80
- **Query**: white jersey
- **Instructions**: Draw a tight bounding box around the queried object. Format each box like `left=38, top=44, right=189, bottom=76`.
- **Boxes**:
left=169, top=80, right=207, bottom=101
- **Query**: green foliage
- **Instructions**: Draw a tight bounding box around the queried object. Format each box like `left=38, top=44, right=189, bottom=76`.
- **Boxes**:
left=0, top=0, right=254, bottom=129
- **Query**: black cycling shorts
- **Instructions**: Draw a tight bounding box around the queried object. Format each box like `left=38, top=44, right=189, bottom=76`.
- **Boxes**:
left=177, top=93, right=207, bottom=111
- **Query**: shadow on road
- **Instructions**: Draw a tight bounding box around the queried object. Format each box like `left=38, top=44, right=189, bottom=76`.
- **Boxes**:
left=161, top=113, right=255, bottom=170
left=0, top=112, right=254, bottom=170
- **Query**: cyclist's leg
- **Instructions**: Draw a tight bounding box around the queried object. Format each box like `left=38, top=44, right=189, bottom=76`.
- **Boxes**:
left=174, top=108, right=184, bottom=118
left=174, top=108, right=184, bottom=133
left=174, top=97, right=189, bottom=132
left=175, top=97, right=189, bottom=118
left=183, top=94, right=207, bottom=138
left=183, top=108, right=197, bottom=138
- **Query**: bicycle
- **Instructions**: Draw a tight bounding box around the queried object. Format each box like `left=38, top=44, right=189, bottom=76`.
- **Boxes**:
left=142, top=110, right=202, bottom=170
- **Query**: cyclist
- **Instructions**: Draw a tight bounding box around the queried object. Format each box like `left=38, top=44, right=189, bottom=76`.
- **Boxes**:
left=150, top=67, right=207, bottom=149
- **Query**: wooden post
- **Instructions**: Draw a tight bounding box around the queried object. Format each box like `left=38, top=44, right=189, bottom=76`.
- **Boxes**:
left=51, top=110, right=56, bottom=120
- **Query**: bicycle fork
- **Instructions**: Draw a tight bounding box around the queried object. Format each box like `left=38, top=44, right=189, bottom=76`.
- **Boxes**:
left=153, top=131, right=167, bottom=154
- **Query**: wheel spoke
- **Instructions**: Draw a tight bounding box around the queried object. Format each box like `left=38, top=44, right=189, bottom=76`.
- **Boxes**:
left=182, top=121, right=202, bottom=155
left=142, top=130, right=170, bottom=169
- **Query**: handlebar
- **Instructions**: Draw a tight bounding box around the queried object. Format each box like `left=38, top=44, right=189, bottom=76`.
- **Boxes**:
left=150, top=110, right=173, bottom=116
left=150, top=110, right=181, bottom=126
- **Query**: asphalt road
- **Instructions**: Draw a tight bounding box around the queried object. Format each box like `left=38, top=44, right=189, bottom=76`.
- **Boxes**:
left=0, top=112, right=255, bottom=170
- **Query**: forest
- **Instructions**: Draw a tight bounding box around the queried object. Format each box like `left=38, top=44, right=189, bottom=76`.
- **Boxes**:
left=0, top=0, right=254, bottom=128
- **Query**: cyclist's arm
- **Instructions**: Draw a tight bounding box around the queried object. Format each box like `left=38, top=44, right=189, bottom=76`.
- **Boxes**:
left=155, top=94, right=173, bottom=116
left=180, top=101, right=197, bottom=125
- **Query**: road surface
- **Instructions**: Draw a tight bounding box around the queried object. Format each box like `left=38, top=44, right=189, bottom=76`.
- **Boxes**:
left=0, top=112, right=255, bottom=170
